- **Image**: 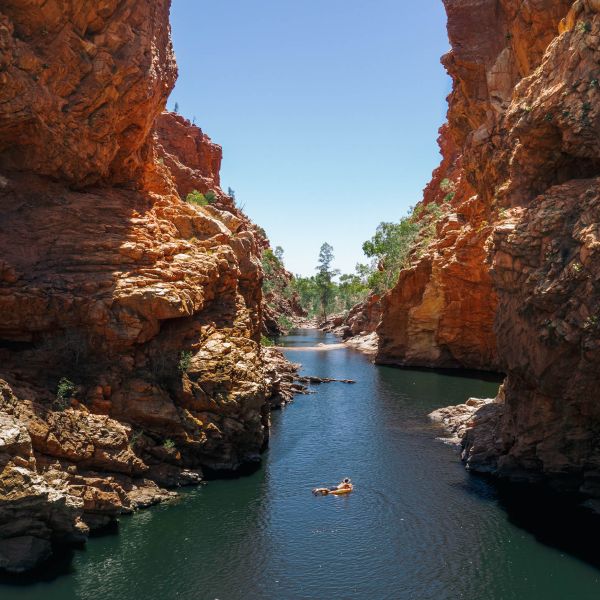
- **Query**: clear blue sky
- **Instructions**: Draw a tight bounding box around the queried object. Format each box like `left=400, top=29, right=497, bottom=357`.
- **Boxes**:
left=169, top=1, right=450, bottom=276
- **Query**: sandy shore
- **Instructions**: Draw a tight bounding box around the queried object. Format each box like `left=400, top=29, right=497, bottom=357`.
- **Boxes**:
left=274, top=343, right=345, bottom=351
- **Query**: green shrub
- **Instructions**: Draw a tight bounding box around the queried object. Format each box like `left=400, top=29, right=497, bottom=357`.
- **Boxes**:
left=130, top=429, right=144, bottom=449
left=444, top=192, right=455, bottom=203
left=277, top=316, right=294, bottom=331
left=186, top=190, right=208, bottom=206
left=163, top=438, right=176, bottom=450
left=186, top=190, right=217, bottom=207
left=54, top=377, right=76, bottom=411
left=440, top=178, right=455, bottom=193
left=178, top=350, right=193, bottom=373
left=261, top=336, right=275, bottom=347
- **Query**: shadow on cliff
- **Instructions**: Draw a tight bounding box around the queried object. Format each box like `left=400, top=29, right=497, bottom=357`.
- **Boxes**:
left=0, top=174, right=158, bottom=387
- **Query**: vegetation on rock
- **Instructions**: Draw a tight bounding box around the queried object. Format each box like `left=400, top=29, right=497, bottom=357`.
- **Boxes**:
left=54, top=377, right=76, bottom=411
left=185, top=190, right=216, bottom=206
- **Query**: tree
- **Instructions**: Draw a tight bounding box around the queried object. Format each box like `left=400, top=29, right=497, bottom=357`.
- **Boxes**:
left=338, top=273, right=369, bottom=309
left=317, top=243, right=335, bottom=275
left=173, top=102, right=179, bottom=113
left=274, top=246, right=284, bottom=262
left=362, top=219, right=419, bottom=293
left=315, top=243, right=339, bottom=319
left=227, top=187, right=236, bottom=199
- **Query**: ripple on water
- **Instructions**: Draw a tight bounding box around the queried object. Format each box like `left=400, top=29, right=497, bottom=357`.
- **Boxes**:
left=4, top=331, right=600, bottom=600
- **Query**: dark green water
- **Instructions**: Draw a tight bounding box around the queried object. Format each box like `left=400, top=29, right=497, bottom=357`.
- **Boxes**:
left=3, top=329, right=600, bottom=599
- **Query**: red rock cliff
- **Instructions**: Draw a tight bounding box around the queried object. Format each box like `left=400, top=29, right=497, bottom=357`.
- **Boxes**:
left=476, top=0, right=600, bottom=498
left=0, top=0, right=290, bottom=572
left=381, top=0, right=600, bottom=504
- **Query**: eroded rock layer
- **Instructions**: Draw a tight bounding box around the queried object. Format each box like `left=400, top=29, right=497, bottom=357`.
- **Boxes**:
left=0, top=0, right=296, bottom=572
left=384, top=0, right=600, bottom=502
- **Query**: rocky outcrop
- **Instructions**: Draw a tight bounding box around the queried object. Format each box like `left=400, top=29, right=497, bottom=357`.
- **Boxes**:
left=396, top=0, right=600, bottom=503
left=316, top=296, right=381, bottom=356
left=153, top=112, right=224, bottom=202
left=0, top=0, right=299, bottom=572
left=429, top=395, right=504, bottom=472
left=0, top=406, right=87, bottom=573
left=343, top=294, right=382, bottom=340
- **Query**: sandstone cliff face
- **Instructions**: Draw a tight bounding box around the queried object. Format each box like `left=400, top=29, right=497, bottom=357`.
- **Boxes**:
left=376, top=121, right=498, bottom=370
left=153, top=111, right=225, bottom=203
left=482, top=1, right=600, bottom=495
left=377, top=0, right=581, bottom=372
left=0, top=0, right=292, bottom=572
left=395, top=0, right=600, bottom=503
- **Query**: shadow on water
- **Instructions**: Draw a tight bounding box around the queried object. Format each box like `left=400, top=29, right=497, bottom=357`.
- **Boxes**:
left=202, top=459, right=264, bottom=480
left=0, top=517, right=121, bottom=586
left=379, top=363, right=506, bottom=384
left=0, top=548, right=76, bottom=586
left=457, top=471, right=600, bottom=571
left=496, top=480, right=600, bottom=569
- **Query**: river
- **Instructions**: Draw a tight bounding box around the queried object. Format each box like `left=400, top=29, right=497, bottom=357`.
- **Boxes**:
left=3, top=329, right=600, bottom=599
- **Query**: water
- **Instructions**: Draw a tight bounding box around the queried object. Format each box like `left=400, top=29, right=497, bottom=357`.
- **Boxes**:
left=3, top=329, right=600, bottom=599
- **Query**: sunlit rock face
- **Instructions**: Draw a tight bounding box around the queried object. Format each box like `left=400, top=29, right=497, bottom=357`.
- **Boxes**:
left=388, top=0, right=600, bottom=501
left=0, top=0, right=290, bottom=572
left=0, top=0, right=177, bottom=186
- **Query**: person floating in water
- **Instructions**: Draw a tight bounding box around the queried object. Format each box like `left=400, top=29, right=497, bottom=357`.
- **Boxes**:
left=335, top=478, right=352, bottom=491
left=312, top=478, right=353, bottom=496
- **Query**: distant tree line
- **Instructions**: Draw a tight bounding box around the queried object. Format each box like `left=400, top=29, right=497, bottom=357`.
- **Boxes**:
left=289, top=200, right=446, bottom=318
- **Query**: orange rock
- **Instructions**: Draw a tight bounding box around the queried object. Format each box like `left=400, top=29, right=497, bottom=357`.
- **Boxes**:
left=391, top=0, right=600, bottom=501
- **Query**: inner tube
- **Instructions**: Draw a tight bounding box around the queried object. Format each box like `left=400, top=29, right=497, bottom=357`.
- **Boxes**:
left=329, top=487, right=353, bottom=495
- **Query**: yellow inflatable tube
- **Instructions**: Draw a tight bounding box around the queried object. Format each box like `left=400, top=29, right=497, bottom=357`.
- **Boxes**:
left=329, top=487, right=353, bottom=496
left=312, top=485, right=354, bottom=496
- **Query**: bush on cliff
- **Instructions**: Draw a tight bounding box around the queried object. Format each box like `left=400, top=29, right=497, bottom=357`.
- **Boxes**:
left=361, top=202, right=444, bottom=294
left=178, top=350, right=193, bottom=373
left=186, top=190, right=217, bottom=206
left=362, top=219, right=420, bottom=293
left=262, top=248, right=287, bottom=297
left=54, top=377, right=76, bottom=411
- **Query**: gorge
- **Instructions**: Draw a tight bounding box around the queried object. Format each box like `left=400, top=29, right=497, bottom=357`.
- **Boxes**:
left=0, top=0, right=599, bottom=596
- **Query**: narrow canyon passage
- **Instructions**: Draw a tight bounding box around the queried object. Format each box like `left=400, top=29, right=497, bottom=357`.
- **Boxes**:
left=4, top=330, right=600, bottom=600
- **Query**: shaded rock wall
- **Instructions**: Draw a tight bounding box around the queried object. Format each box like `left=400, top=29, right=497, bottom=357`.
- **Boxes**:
left=384, top=0, right=600, bottom=501
left=483, top=1, right=600, bottom=493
